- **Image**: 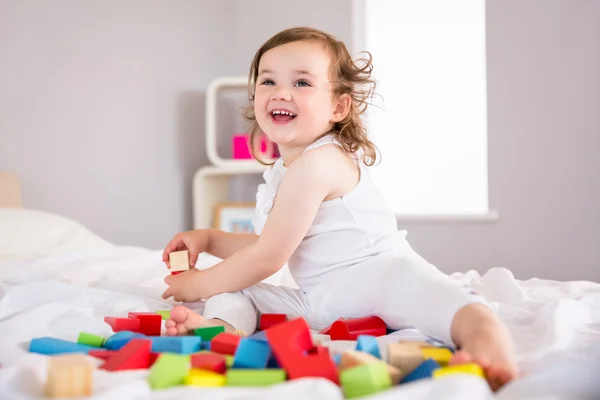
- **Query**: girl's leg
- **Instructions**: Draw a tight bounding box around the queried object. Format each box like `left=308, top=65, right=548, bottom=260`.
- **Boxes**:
left=166, top=282, right=320, bottom=336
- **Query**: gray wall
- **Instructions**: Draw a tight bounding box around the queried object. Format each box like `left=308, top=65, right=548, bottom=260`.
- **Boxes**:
left=1, top=0, right=598, bottom=281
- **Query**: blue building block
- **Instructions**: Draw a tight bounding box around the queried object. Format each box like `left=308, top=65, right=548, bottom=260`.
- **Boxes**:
left=249, top=330, right=268, bottom=342
left=400, top=359, right=440, bottom=384
left=103, top=331, right=146, bottom=350
left=29, top=337, right=97, bottom=355
left=356, top=335, right=381, bottom=359
left=200, top=340, right=212, bottom=351
left=149, top=336, right=201, bottom=354
left=232, top=338, right=271, bottom=369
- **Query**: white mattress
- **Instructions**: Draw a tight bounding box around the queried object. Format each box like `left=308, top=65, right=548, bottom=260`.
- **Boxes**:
left=1, top=209, right=599, bottom=399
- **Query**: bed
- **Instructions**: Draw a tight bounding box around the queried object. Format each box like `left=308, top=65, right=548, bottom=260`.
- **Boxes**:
left=1, top=175, right=599, bottom=399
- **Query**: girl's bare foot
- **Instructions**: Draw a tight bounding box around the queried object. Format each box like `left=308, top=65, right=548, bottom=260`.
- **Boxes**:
left=164, top=305, right=235, bottom=336
left=450, top=349, right=518, bottom=392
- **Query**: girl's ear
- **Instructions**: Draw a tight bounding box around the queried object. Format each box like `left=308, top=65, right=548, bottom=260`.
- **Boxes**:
left=331, top=94, right=351, bottom=123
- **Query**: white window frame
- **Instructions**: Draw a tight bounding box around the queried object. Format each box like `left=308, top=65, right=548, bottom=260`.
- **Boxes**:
left=351, top=0, right=498, bottom=222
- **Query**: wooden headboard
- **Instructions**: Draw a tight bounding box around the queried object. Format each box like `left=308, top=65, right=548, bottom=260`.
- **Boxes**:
left=0, top=172, right=22, bottom=208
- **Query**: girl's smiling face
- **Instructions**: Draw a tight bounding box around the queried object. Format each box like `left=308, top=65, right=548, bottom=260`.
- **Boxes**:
left=254, top=40, right=341, bottom=148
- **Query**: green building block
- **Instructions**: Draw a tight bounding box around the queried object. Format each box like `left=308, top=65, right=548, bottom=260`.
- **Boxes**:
left=226, top=369, right=286, bottom=387
left=193, top=326, right=225, bottom=341
left=155, top=310, right=171, bottom=320
left=340, top=362, right=392, bottom=399
left=148, top=353, right=190, bottom=389
left=77, top=332, right=104, bottom=347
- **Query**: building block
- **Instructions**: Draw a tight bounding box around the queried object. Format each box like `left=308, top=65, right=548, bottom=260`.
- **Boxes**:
left=184, top=369, right=226, bottom=386
left=103, top=317, right=140, bottom=333
left=340, top=362, right=392, bottom=399
left=308, top=345, right=330, bottom=357
left=103, top=331, right=146, bottom=350
left=249, top=330, right=268, bottom=342
left=155, top=310, right=170, bottom=320
left=77, top=332, right=104, bottom=348
left=148, top=353, right=190, bottom=389
left=88, top=350, right=117, bottom=360
left=400, top=359, right=440, bottom=384
left=232, top=339, right=271, bottom=369
left=190, top=352, right=227, bottom=374
left=193, top=326, right=225, bottom=341
left=29, top=337, right=96, bottom=356
left=340, top=350, right=403, bottom=385
left=259, top=313, right=287, bottom=330
left=332, top=354, right=342, bottom=365
left=128, top=312, right=162, bottom=336
left=266, top=318, right=314, bottom=369
left=287, top=353, right=339, bottom=384
left=421, top=347, right=453, bottom=366
left=100, top=339, right=152, bottom=371
left=45, top=354, right=93, bottom=398
left=169, top=250, right=190, bottom=273
left=387, top=342, right=427, bottom=375
left=329, top=316, right=387, bottom=340
left=210, top=333, right=241, bottom=355
left=356, top=335, right=381, bottom=359
left=433, top=363, right=484, bottom=379
left=149, top=336, right=201, bottom=354
left=225, top=369, right=286, bottom=386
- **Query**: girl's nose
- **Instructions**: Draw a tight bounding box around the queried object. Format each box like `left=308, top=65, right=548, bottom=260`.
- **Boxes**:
left=271, top=88, right=291, bottom=102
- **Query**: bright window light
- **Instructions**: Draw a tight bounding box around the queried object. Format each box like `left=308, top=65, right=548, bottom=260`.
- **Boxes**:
left=360, top=0, right=489, bottom=216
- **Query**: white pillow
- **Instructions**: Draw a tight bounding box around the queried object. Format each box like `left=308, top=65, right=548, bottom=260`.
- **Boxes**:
left=0, top=208, right=113, bottom=259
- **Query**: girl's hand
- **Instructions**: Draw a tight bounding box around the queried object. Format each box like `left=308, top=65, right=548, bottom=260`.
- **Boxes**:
left=162, top=230, right=209, bottom=270
left=162, top=269, right=204, bottom=302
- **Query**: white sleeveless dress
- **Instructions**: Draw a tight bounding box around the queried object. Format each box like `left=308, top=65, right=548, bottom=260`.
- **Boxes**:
left=203, top=134, right=489, bottom=344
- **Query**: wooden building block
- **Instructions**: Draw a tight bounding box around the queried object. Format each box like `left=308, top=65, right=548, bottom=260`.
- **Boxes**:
left=194, top=325, right=225, bottom=341
left=259, top=313, right=287, bottom=331
left=210, top=333, right=241, bottom=355
left=340, top=362, right=391, bottom=399
left=356, top=335, right=381, bottom=359
left=387, top=342, right=427, bottom=374
left=100, top=339, right=152, bottom=371
left=421, top=347, right=453, bottom=366
left=148, top=353, right=190, bottom=389
left=45, top=354, right=93, bottom=398
left=29, top=337, right=96, bottom=356
left=340, top=350, right=404, bottom=385
left=190, top=352, right=227, bottom=374
left=433, top=363, right=484, bottom=379
left=128, top=312, right=162, bottom=336
left=225, top=369, right=286, bottom=386
left=184, top=369, right=226, bottom=386
left=77, top=332, right=104, bottom=348
left=169, top=250, right=190, bottom=273
left=232, top=338, right=272, bottom=369
left=103, top=317, right=140, bottom=333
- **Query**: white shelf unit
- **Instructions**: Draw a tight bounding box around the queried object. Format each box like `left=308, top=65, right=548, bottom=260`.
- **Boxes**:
left=193, top=76, right=272, bottom=229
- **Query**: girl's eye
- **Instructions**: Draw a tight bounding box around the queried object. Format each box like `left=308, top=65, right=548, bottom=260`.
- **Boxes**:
left=261, top=79, right=275, bottom=85
left=295, top=80, right=310, bottom=87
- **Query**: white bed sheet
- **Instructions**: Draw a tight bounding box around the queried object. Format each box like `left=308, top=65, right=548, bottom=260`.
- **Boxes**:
left=0, top=210, right=600, bottom=399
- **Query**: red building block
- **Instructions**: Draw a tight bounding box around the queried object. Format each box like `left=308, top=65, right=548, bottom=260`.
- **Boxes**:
left=259, top=313, right=288, bottom=331
left=149, top=352, right=160, bottom=366
left=329, top=316, right=387, bottom=340
left=128, top=312, right=162, bottom=336
left=88, top=350, right=117, bottom=360
left=100, top=339, right=152, bottom=371
left=266, top=318, right=314, bottom=371
left=308, top=345, right=330, bottom=357
left=288, top=353, right=339, bottom=384
left=103, top=317, right=141, bottom=333
left=191, top=353, right=227, bottom=374
left=210, top=333, right=242, bottom=356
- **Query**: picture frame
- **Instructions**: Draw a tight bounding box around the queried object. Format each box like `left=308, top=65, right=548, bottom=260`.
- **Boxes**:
left=213, top=202, right=256, bottom=233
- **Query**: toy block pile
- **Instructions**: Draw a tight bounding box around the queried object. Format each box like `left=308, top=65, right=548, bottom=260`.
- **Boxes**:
left=29, top=311, right=484, bottom=398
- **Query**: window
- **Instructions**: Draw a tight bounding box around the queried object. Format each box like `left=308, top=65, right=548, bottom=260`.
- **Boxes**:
left=355, top=0, right=493, bottom=218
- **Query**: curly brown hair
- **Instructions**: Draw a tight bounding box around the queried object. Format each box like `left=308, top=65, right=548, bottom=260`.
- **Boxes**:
left=243, top=26, right=379, bottom=166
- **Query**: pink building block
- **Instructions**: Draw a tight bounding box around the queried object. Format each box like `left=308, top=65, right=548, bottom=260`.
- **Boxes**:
left=232, top=134, right=277, bottom=159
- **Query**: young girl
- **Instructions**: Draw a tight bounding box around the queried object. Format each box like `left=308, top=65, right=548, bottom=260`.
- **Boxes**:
left=161, top=26, right=518, bottom=390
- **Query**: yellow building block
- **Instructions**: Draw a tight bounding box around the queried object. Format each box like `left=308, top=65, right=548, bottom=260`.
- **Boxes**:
left=45, top=354, right=92, bottom=398
left=184, top=369, right=226, bottom=387
left=433, top=363, right=484, bottom=379
left=421, top=347, right=453, bottom=366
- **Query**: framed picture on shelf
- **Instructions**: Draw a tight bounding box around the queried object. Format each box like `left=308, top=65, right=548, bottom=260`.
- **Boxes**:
left=213, top=202, right=256, bottom=233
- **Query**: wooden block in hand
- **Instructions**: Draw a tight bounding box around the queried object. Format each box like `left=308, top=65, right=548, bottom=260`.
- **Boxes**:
left=169, top=250, right=190, bottom=273
left=45, top=354, right=92, bottom=398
